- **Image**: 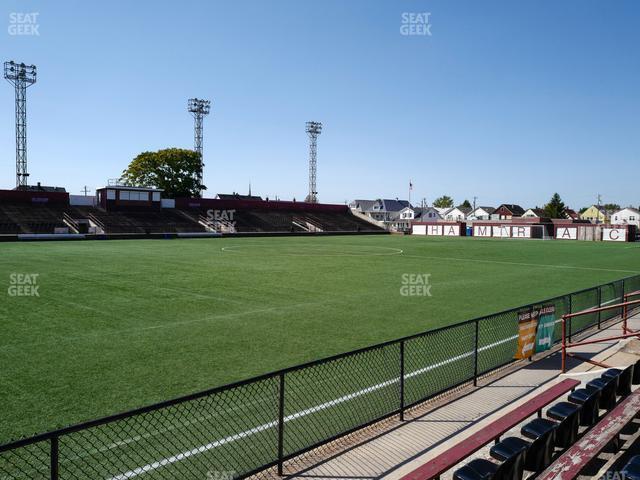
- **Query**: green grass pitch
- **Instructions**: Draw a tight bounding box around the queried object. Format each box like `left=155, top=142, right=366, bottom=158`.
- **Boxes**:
left=1, top=235, right=639, bottom=444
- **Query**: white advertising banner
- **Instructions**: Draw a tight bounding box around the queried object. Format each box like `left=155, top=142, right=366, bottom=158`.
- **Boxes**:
left=443, top=225, right=460, bottom=236
left=412, top=225, right=426, bottom=235
left=512, top=226, right=531, bottom=239
left=427, top=225, right=443, bottom=236
left=492, top=225, right=511, bottom=238
left=474, top=225, right=491, bottom=237
left=556, top=227, right=577, bottom=240
left=603, top=228, right=626, bottom=242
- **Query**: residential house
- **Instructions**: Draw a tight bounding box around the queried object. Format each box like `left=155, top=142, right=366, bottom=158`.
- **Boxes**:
left=350, top=199, right=412, bottom=230
left=467, top=206, right=495, bottom=221
left=522, top=208, right=545, bottom=218
left=564, top=209, right=579, bottom=220
left=443, top=206, right=471, bottom=222
left=611, top=208, right=640, bottom=227
left=580, top=205, right=608, bottom=224
left=494, top=204, right=525, bottom=220
left=413, top=206, right=441, bottom=222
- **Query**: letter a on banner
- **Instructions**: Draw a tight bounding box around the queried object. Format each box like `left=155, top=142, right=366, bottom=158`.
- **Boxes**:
left=515, top=308, right=538, bottom=359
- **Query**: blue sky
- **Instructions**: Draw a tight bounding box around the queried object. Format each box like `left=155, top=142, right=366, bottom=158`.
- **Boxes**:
left=1, top=0, right=639, bottom=209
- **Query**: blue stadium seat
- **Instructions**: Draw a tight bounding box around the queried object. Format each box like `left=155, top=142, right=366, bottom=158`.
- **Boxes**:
left=490, top=437, right=527, bottom=479
left=586, top=376, right=618, bottom=410
left=603, top=366, right=634, bottom=396
left=621, top=455, right=640, bottom=480
left=546, top=402, right=581, bottom=448
left=453, top=455, right=523, bottom=480
left=568, top=388, right=601, bottom=425
left=520, top=418, right=558, bottom=471
left=633, top=360, right=640, bottom=385
left=453, top=459, right=499, bottom=480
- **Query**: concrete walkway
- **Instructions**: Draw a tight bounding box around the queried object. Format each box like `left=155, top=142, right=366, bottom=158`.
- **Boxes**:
left=280, top=314, right=640, bottom=480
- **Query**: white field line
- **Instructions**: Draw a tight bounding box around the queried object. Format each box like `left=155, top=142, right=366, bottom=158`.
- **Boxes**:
left=400, top=254, right=640, bottom=274
left=108, top=334, right=517, bottom=480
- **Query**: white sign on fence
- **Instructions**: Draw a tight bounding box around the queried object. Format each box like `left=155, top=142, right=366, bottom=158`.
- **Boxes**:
left=443, top=225, right=460, bottom=236
left=474, top=225, right=491, bottom=237
left=603, top=228, right=626, bottom=242
left=556, top=227, right=577, bottom=240
left=412, top=225, right=426, bottom=235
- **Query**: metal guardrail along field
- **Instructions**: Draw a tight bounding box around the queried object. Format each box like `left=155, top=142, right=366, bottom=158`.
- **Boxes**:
left=2, top=274, right=640, bottom=480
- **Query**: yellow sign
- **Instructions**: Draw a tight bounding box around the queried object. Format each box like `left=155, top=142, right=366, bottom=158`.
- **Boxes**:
left=515, top=308, right=538, bottom=359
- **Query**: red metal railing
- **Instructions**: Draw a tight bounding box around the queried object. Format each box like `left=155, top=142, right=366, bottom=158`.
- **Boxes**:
left=561, top=298, right=640, bottom=372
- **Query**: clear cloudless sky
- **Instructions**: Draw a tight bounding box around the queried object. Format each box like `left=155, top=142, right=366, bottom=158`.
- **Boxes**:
left=1, top=0, right=638, bottom=208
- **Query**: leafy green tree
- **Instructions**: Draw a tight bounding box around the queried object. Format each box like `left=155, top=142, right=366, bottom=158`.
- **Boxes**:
left=433, top=195, right=454, bottom=209
left=121, top=148, right=205, bottom=198
left=459, top=199, right=472, bottom=209
left=603, top=203, right=621, bottom=214
left=543, top=193, right=566, bottom=218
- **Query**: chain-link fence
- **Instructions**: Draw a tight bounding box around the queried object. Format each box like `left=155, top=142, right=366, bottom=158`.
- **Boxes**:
left=2, top=274, right=639, bottom=480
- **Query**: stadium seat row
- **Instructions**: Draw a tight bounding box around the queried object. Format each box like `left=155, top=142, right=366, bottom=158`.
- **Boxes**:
left=453, top=364, right=636, bottom=480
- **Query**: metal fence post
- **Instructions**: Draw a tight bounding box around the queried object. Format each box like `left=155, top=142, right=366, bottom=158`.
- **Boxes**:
left=400, top=340, right=405, bottom=421
left=568, top=294, right=573, bottom=343
left=597, top=287, right=602, bottom=329
left=277, top=373, right=285, bottom=476
left=473, top=320, right=479, bottom=387
left=50, top=437, right=59, bottom=480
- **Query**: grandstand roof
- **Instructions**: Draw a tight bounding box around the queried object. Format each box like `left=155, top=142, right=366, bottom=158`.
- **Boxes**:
left=16, top=185, right=66, bottom=193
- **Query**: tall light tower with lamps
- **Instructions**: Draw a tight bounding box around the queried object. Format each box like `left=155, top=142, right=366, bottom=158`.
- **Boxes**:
left=4, top=61, right=37, bottom=188
left=188, top=98, right=211, bottom=196
left=305, top=121, right=322, bottom=203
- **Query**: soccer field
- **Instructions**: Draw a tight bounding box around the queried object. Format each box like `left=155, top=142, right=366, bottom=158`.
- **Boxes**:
left=1, top=235, right=639, bottom=443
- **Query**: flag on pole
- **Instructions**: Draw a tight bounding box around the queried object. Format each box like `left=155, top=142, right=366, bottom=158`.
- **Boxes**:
left=409, top=180, right=413, bottom=190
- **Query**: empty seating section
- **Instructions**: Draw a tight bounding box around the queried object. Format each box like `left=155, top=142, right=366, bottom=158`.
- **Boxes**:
left=78, top=208, right=206, bottom=234
left=400, top=379, right=580, bottom=480
left=403, top=364, right=640, bottom=480
left=303, top=211, right=379, bottom=231
left=0, top=202, right=66, bottom=234
left=187, top=209, right=383, bottom=233
left=0, top=202, right=384, bottom=235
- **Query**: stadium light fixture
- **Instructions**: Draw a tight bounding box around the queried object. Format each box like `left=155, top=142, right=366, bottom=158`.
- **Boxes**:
left=4, top=60, right=37, bottom=188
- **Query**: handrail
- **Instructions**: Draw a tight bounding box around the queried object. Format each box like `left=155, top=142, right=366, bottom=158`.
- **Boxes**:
left=561, top=298, right=640, bottom=372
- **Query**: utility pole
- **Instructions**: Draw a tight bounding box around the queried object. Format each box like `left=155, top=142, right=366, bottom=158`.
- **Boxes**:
left=597, top=193, right=603, bottom=224
left=81, top=186, right=91, bottom=196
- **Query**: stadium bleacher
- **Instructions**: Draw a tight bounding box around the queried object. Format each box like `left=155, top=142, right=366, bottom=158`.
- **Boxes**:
left=0, top=202, right=67, bottom=234
left=402, top=363, right=640, bottom=480
left=73, top=208, right=207, bottom=234
left=0, top=194, right=384, bottom=236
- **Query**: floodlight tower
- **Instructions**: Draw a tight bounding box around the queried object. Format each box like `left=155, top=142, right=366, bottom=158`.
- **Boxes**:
left=187, top=98, right=211, bottom=195
left=305, top=121, right=322, bottom=203
left=4, top=61, right=37, bottom=188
